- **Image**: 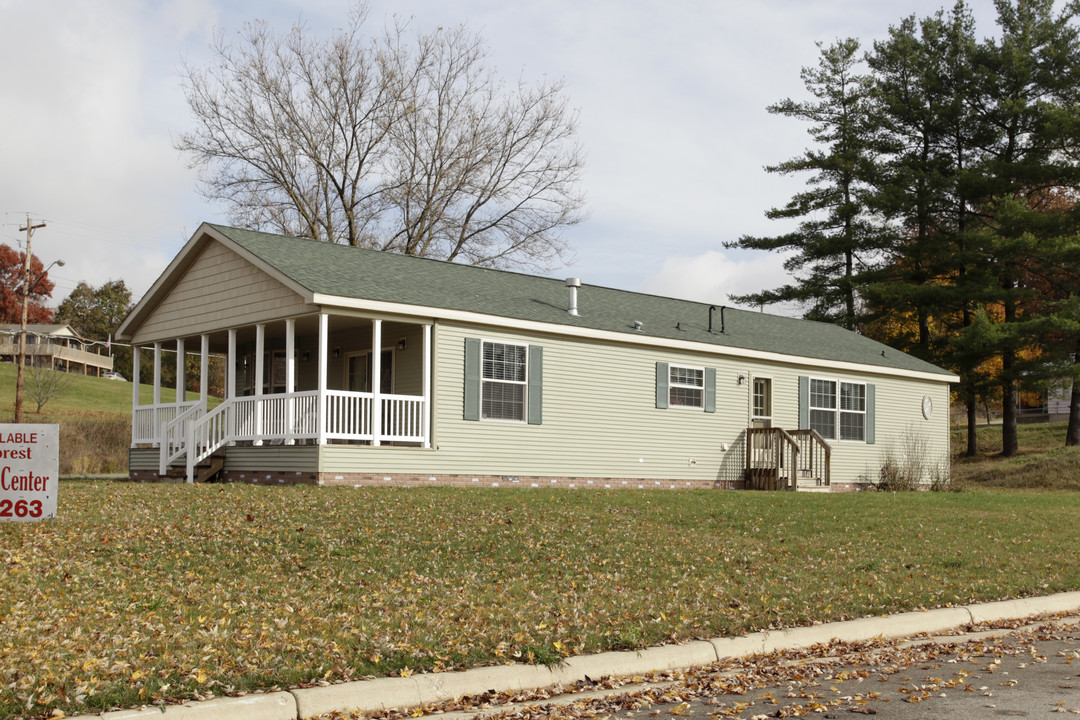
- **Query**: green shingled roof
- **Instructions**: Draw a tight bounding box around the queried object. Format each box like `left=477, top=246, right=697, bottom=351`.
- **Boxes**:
left=214, top=224, right=954, bottom=378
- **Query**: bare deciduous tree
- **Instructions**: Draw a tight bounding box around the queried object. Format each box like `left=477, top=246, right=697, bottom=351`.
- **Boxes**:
left=27, top=361, right=72, bottom=414
left=177, top=5, right=586, bottom=270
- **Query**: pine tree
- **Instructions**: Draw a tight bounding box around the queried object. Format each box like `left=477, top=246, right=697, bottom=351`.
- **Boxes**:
left=862, top=3, right=997, bottom=455
left=967, top=0, right=1080, bottom=456
left=725, top=39, right=886, bottom=331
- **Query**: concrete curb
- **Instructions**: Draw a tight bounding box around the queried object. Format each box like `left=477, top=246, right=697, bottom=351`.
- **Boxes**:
left=79, top=692, right=296, bottom=720
left=72, top=591, right=1080, bottom=720
left=966, top=590, right=1080, bottom=624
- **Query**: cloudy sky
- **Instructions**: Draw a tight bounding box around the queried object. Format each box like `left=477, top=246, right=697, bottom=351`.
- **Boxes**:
left=0, top=0, right=1000, bottom=312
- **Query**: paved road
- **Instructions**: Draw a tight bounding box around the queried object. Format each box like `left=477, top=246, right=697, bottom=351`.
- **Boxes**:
left=459, top=617, right=1080, bottom=720
left=681, top=620, right=1080, bottom=719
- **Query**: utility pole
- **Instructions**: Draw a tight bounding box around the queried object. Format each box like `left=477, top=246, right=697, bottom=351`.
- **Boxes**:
left=15, top=215, right=46, bottom=423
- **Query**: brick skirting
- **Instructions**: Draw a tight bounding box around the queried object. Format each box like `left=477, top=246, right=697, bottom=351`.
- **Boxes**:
left=128, top=468, right=741, bottom=490
left=126, top=470, right=878, bottom=491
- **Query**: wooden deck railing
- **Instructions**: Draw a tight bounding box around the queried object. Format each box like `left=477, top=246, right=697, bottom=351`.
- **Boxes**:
left=789, top=429, right=831, bottom=487
left=745, top=427, right=800, bottom=490
left=744, top=427, right=831, bottom=490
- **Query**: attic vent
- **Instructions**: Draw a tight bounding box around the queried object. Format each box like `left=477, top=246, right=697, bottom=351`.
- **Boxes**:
left=632, top=320, right=643, bottom=332
left=565, top=277, right=581, bottom=316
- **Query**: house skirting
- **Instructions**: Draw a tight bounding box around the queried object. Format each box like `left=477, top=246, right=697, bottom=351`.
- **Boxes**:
left=128, top=468, right=739, bottom=490
left=126, top=468, right=878, bottom=491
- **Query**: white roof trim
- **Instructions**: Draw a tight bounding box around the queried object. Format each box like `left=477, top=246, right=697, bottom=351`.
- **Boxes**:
left=117, top=224, right=315, bottom=340
left=312, top=293, right=959, bottom=384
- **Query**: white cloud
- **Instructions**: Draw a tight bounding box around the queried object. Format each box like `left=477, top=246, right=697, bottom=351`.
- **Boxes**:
left=640, top=249, right=801, bottom=316
left=0, top=0, right=1005, bottom=309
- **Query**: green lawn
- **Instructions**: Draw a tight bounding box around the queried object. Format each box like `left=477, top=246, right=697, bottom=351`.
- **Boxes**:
left=952, top=420, right=1080, bottom=489
left=2, top=483, right=1078, bottom=719
left=0, top=362, right=217, bottom=473
left=0, top=360, right=201, bottom=420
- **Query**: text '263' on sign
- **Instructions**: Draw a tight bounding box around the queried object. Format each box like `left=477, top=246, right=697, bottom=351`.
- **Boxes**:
left=0, top=424, right=58, bottom=521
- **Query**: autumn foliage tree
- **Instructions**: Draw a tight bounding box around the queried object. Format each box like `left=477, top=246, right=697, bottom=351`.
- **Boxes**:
left=0, top=243, right=55, bottom=324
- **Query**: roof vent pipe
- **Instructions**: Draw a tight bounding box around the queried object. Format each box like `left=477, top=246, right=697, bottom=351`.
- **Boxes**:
left=708, top=305, right=726, bottom=334
left=565, top=277, right=581, bottom=316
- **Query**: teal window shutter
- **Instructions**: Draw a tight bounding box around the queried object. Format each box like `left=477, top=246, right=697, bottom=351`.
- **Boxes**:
left=463, top=338, right=480, bottom=421
left=866, top=383, right=876, bottom=444
left=704, top=367, right=716, bottom=413
left=656, top=362, right=669, bottom=409
left=527, top=345, right=543, bottom=425
left=799, top=376, right=809, bottom=429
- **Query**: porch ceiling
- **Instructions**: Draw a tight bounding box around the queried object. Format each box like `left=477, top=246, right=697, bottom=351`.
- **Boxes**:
left=170, top=313, right=413, bottom=354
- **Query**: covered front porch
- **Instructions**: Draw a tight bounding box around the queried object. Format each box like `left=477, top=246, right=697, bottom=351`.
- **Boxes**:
left=131, top=312, right=432, bottom=482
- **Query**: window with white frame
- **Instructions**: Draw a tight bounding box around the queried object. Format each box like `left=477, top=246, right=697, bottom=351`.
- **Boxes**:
left=752, top=377, right=772, bottom=427
left=809, top=378, right=837, bottom=439
left=482, top=341, right=527, bottom=421
left=669, top=365, right=704, bottom=407
left=809, top=378, right=867, bottom=441
left=839, top=381, right=866, bottom=441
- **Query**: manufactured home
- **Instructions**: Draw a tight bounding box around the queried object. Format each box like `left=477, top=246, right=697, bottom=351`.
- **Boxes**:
left=117, top=224, right=957, bottom=491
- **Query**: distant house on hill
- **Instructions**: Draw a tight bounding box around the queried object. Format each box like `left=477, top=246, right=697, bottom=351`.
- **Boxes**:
left=117, top=223, right=957, bottom=490
left=0, top=323, right=114, bottom=376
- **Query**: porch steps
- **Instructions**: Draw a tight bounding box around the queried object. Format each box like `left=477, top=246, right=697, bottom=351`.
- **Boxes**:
left=796, top=478, right=830, bottom=493
left=161, top=452, right=225, bottom=483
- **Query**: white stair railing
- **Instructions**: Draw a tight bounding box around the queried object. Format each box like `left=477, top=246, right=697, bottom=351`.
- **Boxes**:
left=169, top=390, right=427, bottom=482
left=159, top=401, right=206, bottom=476
left=187, top=398, right=236, bottom=481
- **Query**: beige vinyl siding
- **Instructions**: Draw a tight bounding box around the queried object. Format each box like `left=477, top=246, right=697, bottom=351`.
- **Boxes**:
left=388, top=323, right=425, bottom=396
left=317, top=321, right=951, bottom=486
left=321, top=322, right=745, bottom=483
left=747, top=364, right=951, bottom=485
left=133, top=241, right=314, bottom=344
left=860, top=376, right=950, bottom=484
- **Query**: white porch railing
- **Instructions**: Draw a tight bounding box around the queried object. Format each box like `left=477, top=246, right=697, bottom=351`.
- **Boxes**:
left=133, top=401, right=201, bottom=446
left=160, top=401, right=206, bottom=475
left=381, top=394, right=425, bottom=441
left=135, top=390, right=427, bottom=482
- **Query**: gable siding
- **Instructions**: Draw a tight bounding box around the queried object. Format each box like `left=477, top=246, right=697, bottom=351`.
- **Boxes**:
left=132, top=241, right=313, bottom=344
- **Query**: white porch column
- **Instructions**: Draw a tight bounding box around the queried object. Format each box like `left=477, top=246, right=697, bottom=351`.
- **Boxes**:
left=422, top=323, right=431, bottom=448
left=227, top=329, right=237, bottom=399
left=254, top=324, right=265, bottom=445
left=199, top=334, right=209, bottom=406
left=317, top=313, right=328, bottom=445
left=227, top=328, right=237, bottom=446
left=131, top=345, right=141, bottom=446
left=153, top=343, right=162, bottom=406
left=175, top=338, right=185, bottom=403
left=285, top=319, right=295, bottom=445
left=371, top=318, right=382, bottom=447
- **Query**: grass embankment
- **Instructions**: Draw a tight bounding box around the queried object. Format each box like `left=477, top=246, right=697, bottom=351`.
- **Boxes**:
left=951, top=420, right=1080, bottom=489
left=2, top=483, right=1078, bottom=719
left=0, top=362, right=202, bottom=474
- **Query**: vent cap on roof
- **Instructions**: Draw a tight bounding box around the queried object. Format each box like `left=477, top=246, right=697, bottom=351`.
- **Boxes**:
left=565, top=277, right=582, bottom=316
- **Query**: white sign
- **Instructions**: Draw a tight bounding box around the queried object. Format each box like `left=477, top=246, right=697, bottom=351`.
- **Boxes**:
left=0, top=424, right=59, bottom=521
